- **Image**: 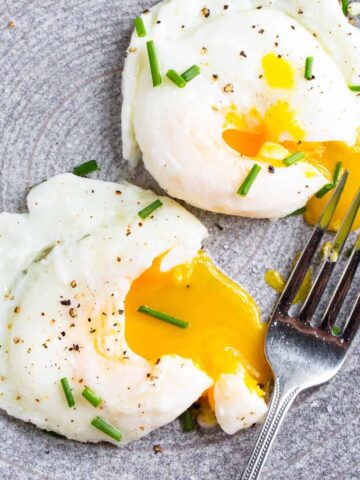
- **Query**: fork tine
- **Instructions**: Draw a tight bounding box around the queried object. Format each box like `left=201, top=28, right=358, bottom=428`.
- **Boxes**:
left=343, top=293, right=360, bottom=343
left=299, top=188, right=360, bottom=323
left=321, top=233, right=360, bottom=332
left=275, top=172, right=348, bottom=314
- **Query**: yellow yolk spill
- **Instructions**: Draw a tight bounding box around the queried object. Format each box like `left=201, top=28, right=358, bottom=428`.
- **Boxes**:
left=125, top=252, right=272, bottom=393
left=223, top=102, right=304, bottom=158
left=262, top=53, right=294, bottom=89
left=223, top=101, right=360, bottom=231
left=302, top=141, right=360, bottom=231
left=264, top=265, right=312, bottom=305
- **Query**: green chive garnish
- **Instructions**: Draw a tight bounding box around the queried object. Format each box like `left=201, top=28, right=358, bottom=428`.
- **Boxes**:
left=342, top=0, right=349, bottom=16
left=146, top=40, right=162, bottom=87
left=333, top=162, right=343, bottom=186
left=181, top=65, right=201, bottom=83
left=166, top=69, right=187, bottom=88
left=283, top=151, right=305, bottom=167
left=181, top=409, right=195, bottom=432
left=138, top=305, right=189, bottom=329
left=91, top=416, right=122, bottom=442
left=134, top=16, right=147, bottom=37
left=237, top=164, right=261, bottom=197
left=60, top=377, right=75, bottom=408
left=315, top=183, right=334, bottom=199
left=348, top=85, right=360, bottom=92
left=138, top=199, right=163, bottom=219
left=287, top=206, right=307, bottom=217
left=331, top=325, right=342, bottom=336
left=82, top=386, right=102, bottom=408
left=73, top=160, right=99, bottom=177
left=305, top=56, right=314, bottom=80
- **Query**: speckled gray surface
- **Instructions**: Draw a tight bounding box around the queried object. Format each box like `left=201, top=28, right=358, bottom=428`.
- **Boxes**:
left=0, top=1, right=359, bottom=479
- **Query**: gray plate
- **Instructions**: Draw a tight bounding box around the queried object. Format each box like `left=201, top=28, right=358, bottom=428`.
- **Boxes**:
left=0, top=1, right=359, bottom=479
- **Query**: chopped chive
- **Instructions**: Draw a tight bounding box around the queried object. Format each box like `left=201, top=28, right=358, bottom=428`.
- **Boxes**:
left=342, top=0, right=349, bottom=16
left=287, top=206, right=307, bottom=217
left=73, top=160, right=99, bottom=177
left=138, top=305, right=189, bottom=329
left=91, top=416, right=122, bottom=442
left=60, top=377, right=75, bottom=408
left=333, top=162, right=343, bottom=186
left=166, top=69, right=187, bottom=88
left=138, top=199, right=163, bottom=219
left=146, top=40, right=162, bottom=87
left=315, top=183, right=334, bottom=199
left=82, top=386, right=102, bottom=408
left=283, top=151, right=305, bottom=167
left=181, top=65, right=201, bottom=82
left=133, top=16, right=147, bottom=37
left=304, top=56, right=314, bottom=80
left=348, top=85, right=360, bottom=92
left=237, top=164, right=261, bottom=197
left=331, top=325, right=342, bottom=336
left=181, top=409, right=195, bottom=432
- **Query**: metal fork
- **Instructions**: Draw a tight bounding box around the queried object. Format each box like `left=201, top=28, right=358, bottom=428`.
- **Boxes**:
left=240, top=171, right=360, bottom=480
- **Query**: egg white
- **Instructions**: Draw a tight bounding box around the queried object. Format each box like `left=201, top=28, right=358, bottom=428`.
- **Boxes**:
left=122, top=0, right=360, bottom=218
left=0, top=174, right=266, bottom=444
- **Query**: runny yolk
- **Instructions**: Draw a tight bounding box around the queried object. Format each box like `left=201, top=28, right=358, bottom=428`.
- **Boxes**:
left=223, top=102, right=360, bottom=231
left=125, top=252, right=272, bottom=390
left=302, top=141, right=360, bottom=231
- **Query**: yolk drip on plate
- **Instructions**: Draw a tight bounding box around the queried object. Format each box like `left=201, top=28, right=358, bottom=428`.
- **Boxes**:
left=125, top=252, right=272, bottom=391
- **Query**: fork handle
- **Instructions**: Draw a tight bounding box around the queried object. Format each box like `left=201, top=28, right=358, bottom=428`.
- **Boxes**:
left=240, top=378, right=300, bottom=480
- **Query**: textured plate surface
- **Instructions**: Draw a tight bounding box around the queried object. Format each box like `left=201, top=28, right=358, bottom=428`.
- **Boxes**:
left=0, top=1, right=359, bottom=479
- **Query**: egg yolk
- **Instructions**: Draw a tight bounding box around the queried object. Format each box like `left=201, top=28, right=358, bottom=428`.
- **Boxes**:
left=125, top=252, right=272, bottom=390
left=223, top=102, right=360, bottom=231
left=262, top=53, right=294, bottom=89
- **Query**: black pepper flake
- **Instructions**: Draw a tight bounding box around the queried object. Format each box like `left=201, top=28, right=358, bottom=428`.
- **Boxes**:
left=115, top=190, right=122, bottom=195
left=258, top=29, right=264, bottom=34
left=240, top=50, right=247, bottom=58
left=291, top=25, right=295, bottom=30
left=143, top=8, right=150, bottom=13
left=155, top=358, right=161, bottom=365
left=156, top=20, right=161, bottom=24
left=61, top=331, right=66, bottom=337
left=223, top=83, right=234, bottom=93
left=212, top=73, right=218, bottom=80
left=153, top=444, right=162, bottom=454
left=118, top=309, right=124, bottom=315
left=69, top=344, right=80, bottom=352
left=89, top=328, right=96, bottom=334
left=223, top=4, right=229, bottom=9
left=215, top=223, right=224, bottom=230
left=60, top=299, right=71, bottom=306
left=201, top=7, right=210, bottom=17
left=268, top=165, right=275, bottom=174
